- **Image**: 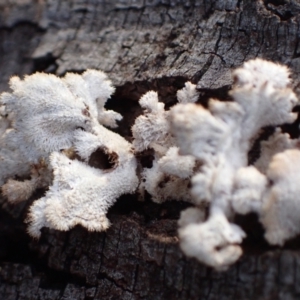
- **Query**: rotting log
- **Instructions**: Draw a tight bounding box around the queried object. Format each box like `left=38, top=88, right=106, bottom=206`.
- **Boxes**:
left=1, top=1, right=300, bottom=299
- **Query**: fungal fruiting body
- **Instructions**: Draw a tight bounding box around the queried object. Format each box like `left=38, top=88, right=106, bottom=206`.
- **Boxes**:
left=0, top=70, right=138, bottom=237
left=170, top=59, right=299, bottom=269
left=132, top=83, right=198, bottom=203
left=1, top=59, right=300, bottom=270
left=27, top=125, right=138, bottom=238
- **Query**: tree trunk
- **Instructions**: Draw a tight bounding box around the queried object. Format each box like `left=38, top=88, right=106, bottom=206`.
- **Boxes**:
left=1, top=0, right=300, bottom=299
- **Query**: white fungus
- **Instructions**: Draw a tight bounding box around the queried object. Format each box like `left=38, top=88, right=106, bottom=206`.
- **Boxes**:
left=0, top=70, right=138, bottom=237
left=171, top=58, right=299, bottom=269
left=132, top=83, right=198, bottom=203
left=2, top=59, right=300, bottom=270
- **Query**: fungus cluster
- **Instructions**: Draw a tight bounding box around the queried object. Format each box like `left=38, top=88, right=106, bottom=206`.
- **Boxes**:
left=0, top=70, right=138, bottom=238
left=171, top=59, right=300, bottom=269
left=1, top=59, right=300, bottom=270
left=131, top=84, right=199, bottom=203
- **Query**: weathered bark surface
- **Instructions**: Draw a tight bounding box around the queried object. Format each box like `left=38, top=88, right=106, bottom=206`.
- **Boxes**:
left=1, top=0, right=300, bottom=299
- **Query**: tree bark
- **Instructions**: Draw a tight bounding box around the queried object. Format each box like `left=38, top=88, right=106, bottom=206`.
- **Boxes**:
left=1, top=0, right=300, bottom=299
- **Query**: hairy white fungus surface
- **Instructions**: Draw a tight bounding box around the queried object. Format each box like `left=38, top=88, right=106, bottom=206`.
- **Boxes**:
left=254, top=128, right=299, bottom=173
left=178, top=209, right=245, bottom=270
left=171, top=58, right=299, bottom=269
left=132, top=83, right=199, bottom=203
left=132, top=91, right=171, bottom=152
left=0, top=70, right=118, bottom=186
left=27, top=129, right=138, bottom=237
left=260, top=149, right=300, bottom=245
left=2, top=58, right=300, bottom=270
left=0, top=70, right=138, bottom=237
